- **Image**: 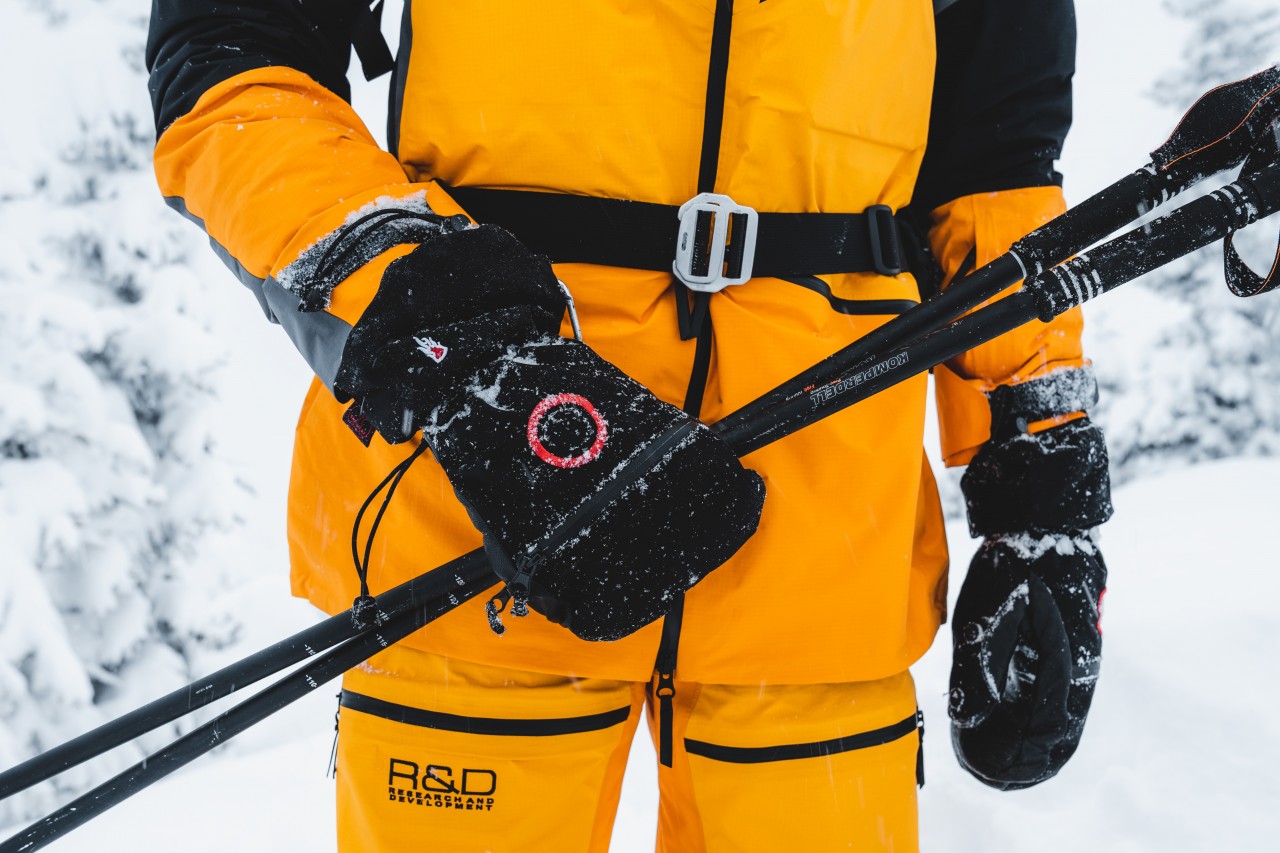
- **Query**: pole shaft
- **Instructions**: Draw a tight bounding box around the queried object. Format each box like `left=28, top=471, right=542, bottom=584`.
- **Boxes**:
left=0, top=568, right=494, bottom=853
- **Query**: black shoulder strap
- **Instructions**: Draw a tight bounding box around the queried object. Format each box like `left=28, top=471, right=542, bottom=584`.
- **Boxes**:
left=934, top=0, right=962, bottom=14
left=351, top=0, right=395, bottom=81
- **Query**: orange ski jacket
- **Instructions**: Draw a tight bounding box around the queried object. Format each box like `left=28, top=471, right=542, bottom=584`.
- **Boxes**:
left=147, top=0, right=1086, bottom=685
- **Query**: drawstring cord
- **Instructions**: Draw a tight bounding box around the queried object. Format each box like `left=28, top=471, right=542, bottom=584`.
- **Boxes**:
left=329, top=213, right=585, bottom=637
left=349, top=441, right=430, bottom=630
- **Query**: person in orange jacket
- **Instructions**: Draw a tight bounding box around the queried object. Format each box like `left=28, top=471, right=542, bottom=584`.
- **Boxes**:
left=146, top=0, right=1112, bottom=849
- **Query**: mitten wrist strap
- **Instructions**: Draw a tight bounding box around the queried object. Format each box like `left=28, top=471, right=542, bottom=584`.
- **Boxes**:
left=987, top=365, right=1098, bottom=442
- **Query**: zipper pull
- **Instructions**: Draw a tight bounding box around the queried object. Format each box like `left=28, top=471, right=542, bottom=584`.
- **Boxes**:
left=327, top=693, right=342, bottom=779
left=508, top=554, right=543, bottom=618
left=915, top=709, right=925, bottom=788
left=655, top=671, right=677, bottom=768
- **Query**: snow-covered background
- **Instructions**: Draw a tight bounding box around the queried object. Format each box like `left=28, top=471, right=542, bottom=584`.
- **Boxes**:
left=1, top=0, right=1278, bottom=849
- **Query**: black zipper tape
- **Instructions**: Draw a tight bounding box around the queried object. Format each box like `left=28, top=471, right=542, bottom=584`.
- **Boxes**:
left=655, top=0, right=735, bottom=770
left=683, top=713, right=920, bottom=764
left=341, top=690, right=631, bottom=737
left=654, top=291, right=716, bottom=767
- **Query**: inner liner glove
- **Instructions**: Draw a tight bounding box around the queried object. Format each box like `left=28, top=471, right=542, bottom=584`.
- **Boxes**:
left=335, top=223, right=766, bottom=642
left=951, top=367, right=1113, bottom=790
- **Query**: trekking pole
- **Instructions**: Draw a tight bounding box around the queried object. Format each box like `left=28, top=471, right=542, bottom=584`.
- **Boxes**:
left=715, top=64, right=1280, bottom=449
left=719, top=153, right=1280, bottom=455
left=5, top=64, right=1278, bottom=853
left=11, top=153, right=1280, bottom=853
left=0, top=547, right=490, bottom=803
left=0, top=558, right=496, bottom=853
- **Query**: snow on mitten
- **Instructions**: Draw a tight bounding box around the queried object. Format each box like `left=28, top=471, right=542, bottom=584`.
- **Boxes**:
left=950, top=368, right=1113, bottom=789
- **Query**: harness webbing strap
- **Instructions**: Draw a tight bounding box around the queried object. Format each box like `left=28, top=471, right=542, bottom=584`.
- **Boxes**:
left=445, top=185, right=910, bottom=279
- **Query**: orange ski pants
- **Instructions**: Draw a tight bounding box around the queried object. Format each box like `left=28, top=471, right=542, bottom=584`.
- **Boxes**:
left=335, top=645, right=922, bottom=852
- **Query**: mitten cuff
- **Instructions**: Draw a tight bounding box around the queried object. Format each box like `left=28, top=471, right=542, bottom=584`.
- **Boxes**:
left=962, top=417, right=1112, bottom=537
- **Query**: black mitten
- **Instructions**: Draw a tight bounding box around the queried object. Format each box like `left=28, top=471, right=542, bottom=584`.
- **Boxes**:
left=429, top=338, right=765, bottom=641
left=334, top=222, right=569, bottom=443
left=949, top=535, right=1106, bottom=790
left=336, top=223, right=765, bottom=642
left=951, top=368, right=1113, bottom=790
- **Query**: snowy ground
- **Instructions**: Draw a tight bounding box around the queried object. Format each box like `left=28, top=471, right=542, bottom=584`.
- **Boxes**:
left=5, top=0, right=1280, bottom=850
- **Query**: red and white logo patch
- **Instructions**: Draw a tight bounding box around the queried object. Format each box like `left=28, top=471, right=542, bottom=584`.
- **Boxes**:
left=413, top=335, right=448, bottom=363
left=526, top=394, right=608, bottom=469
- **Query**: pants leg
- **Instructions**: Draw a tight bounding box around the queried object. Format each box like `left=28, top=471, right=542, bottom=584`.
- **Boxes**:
left=335, top=645, right=646, bottom=853
left=650, top=671, right=922, bottom=853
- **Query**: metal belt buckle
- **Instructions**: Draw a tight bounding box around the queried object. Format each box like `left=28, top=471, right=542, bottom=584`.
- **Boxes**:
left=672, top=193, right=759, bottom=292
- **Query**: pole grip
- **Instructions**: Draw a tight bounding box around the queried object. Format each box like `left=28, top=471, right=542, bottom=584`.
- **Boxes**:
left=1028, top=161, right=1280, bottom=321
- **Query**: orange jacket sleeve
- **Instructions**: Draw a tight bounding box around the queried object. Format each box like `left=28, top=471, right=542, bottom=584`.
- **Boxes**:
left=147, top=2, right=466, bottom=391
left=918, top=0, right=1087, bottom=467
left=929, top=188, right=1087, bottom=467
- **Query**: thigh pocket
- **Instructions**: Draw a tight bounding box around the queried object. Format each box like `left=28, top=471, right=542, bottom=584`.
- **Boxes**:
left=336, top=690, right=637, bottom=853
left=681, top=703, right=922, bottom=853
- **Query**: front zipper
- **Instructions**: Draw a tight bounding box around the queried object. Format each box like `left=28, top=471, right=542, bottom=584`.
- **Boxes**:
left=653, top=599, right=684, bottom=767
left=697, top=0, right=736, bottom=195
left=655, top=0, right=736, bottom=768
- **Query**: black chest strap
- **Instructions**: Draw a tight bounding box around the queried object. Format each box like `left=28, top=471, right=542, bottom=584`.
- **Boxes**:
left=445, top=185, right=912, bottom=280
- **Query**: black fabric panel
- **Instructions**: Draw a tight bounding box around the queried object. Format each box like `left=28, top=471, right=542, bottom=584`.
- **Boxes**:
left=387, top=0, right=414, bottom=159
left=685, top=714, right=919, bottom=764
left=911, top=0, right=1076, bottom=214
left=341, top=690, right=632, bottom=737
left=146, top=0, right=361, bottom=134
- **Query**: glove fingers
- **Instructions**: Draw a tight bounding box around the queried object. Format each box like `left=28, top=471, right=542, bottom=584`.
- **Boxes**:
left=949, top=544, right=1032, bottom=727
left=954, top=550, right=1106, bottom=790
left=1039, top=549, right=1107, bottom=778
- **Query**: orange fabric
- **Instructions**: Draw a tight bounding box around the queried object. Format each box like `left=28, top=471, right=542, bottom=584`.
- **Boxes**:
left=336, top=644, right=920, bottom=853
left=395, top=1, right=934, bottom=212
left=337, top=646, right=644, bottom=853
left=651, top=671, right=920, bottom=853
left=152, top=65, right=466, bottom=289
left=928, top=188, right=1088, bottom=466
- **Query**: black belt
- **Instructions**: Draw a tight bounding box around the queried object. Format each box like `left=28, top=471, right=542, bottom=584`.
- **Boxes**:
left=445, top=185, right=909, bottom=285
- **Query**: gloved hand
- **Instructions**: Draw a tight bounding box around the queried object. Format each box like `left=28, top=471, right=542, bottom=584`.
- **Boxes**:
left=336, top=222, right=766, bottom=642
left=949, top=369, right=1112, bottom=790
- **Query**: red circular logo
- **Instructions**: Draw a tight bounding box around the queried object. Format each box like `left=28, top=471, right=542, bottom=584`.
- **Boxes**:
left=526, top=394, right=609, bottom=468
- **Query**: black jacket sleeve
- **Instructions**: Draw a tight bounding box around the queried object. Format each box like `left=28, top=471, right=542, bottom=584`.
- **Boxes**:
left=912, top=0, right=1077, bottom=214
left=146, top=0, right=362, bottom=134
